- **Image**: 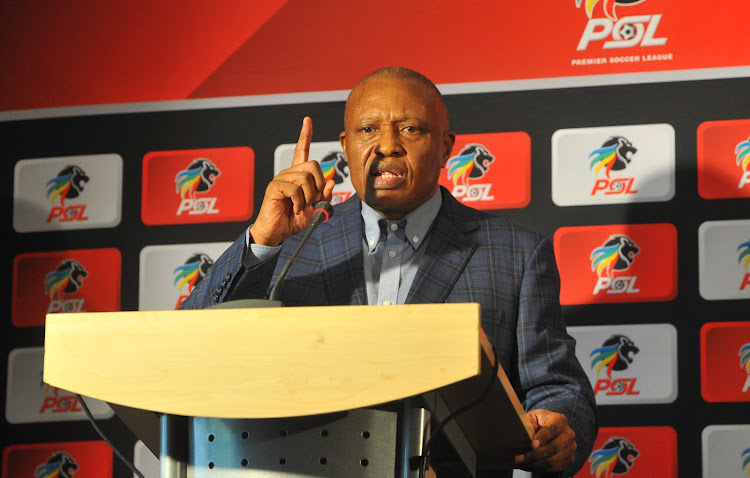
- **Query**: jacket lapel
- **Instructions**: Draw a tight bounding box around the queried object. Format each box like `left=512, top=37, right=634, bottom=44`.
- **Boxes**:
left=406, top=190, right=478, bottom=304
left=321, top=197, right=368, bottom=306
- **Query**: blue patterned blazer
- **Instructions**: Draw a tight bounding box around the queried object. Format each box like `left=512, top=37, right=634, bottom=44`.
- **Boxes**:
left=180, top=186, right=598, bottom=477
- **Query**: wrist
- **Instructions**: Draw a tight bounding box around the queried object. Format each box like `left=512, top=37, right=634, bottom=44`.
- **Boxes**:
left=248, top=224, right=283, bottom=247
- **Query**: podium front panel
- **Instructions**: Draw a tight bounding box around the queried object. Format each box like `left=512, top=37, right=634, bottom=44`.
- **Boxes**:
left=183, top=409, right=398, bottom=477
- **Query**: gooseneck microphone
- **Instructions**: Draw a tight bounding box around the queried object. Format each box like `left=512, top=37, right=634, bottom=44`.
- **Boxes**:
left=268, top=200, right=334, bottom=302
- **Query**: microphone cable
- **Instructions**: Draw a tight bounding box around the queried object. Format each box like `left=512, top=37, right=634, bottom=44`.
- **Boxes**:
left=76, top=393, right=146, bottom=478
left=417, top=344, right=500, bottom=478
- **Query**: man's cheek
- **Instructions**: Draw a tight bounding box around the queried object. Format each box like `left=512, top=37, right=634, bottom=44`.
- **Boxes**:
left=348, top=169, right=368, bottom=195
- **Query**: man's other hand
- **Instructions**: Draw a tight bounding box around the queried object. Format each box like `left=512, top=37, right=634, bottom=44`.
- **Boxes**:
left=514, top=409, right=577, bottom=473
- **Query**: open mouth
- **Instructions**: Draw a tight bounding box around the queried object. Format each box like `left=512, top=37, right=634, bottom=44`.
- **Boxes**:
left=373, top=170, right=402, bottom=179
left=370, top=164, right=405, bottom=187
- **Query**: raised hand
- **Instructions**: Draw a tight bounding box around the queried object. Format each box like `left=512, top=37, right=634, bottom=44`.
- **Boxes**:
left=249, top=117, right=335, bottom=246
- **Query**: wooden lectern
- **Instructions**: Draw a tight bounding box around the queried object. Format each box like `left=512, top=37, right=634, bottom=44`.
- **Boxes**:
left=43, top=303, right=533, bottom=477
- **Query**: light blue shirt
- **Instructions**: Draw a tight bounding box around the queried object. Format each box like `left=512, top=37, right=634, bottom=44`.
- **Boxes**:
left=244, top=189, right=442, bottom=305
left=360, top=189, right=442, bottom=305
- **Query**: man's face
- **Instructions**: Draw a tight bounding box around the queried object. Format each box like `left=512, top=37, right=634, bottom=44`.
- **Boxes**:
left=339, top=76, right=455, bottom=219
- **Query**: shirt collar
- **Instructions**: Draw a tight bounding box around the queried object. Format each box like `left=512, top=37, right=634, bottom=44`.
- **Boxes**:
left=361, top=188, right=442, bottom=252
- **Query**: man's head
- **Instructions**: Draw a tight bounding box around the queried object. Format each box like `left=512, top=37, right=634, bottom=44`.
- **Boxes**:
left=339, top=67, right=455, bottom=219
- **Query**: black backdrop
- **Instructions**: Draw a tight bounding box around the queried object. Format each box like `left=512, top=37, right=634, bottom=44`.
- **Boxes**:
left=2, top=75, right=749, bottom=476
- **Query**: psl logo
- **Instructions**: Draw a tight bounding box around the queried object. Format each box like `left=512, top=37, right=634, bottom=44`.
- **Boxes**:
left=446, top=144, right=496, bottom=202
left=575, top=0, right=666, bottom=51
left=175, top=158, right=221, bottom=216
left=590, top=335, right=641, bottom=396
left=320, top=151, right=353, bottom=204
left=740, top=343, right=750, bottom=393
left=173, top=253, right=214, bottom=309
left=45, top=259, right=87, bottom=314
left=742, top=448, right=750, bottom=476
left=39, top=376, right=83, bottom=415
left=736, top=136, right=750, bottom=188
left=590, top=235, right=641, bottom=294
left=739, top=238, right=750, bottom=290
left=589, top=136, right=639, bottom=196
left=589, top=437, right=639, bottom=477
left=45, top=165, right=90, bottom=224
left=34, top=452, right=79, bottom=478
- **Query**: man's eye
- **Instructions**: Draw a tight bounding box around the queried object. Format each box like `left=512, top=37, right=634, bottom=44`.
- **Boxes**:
left=361, top=126, right=374, bottom=133
left=403, top=126, right=420, bottom=133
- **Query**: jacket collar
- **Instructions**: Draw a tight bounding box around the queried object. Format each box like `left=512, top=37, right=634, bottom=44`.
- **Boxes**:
left=321, top=187, right=479, bottom=305
left=406, top=187, right=479, bottom=304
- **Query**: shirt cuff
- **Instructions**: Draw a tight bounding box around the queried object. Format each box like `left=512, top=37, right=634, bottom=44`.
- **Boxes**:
left=243, top=226, right=282, bottom=268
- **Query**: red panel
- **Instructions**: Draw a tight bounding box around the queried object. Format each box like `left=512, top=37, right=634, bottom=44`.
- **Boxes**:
left=2, top=441, right=112, bottom=478
left=2, top=0, right=749, bottom=111
left=579, top=426, right=677, bottom=478
left=0, top=0, right=288, bottom=110
left=438, top=132, right=531, bottom=210
left=701, top=321, right=750, bottom=402
left=554, top=223, right=678, bottom=305
left=142, top=146, right=255, bottom=225
left=191, top=0, right=750, bottom=97
left=12, top=249, right=122, bottom=327
left=697, top=119, right=750, bottom=199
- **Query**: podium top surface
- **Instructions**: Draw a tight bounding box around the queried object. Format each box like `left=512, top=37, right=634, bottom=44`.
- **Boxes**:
left=44, top=303, right=486, bottom=418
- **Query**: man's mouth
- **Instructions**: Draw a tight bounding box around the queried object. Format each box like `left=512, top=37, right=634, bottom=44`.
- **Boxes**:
left=370, top=165, right=405, bottom=187
left=373, top=171, right=402, bottom=178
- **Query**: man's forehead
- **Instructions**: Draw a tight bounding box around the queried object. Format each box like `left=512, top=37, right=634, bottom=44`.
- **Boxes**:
left=350, top=75, right=433, bottom=100
left=345, top=76, right=442, bottom=119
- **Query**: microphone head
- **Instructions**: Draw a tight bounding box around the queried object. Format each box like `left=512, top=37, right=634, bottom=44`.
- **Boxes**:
left=313, top=201, right=334, bottom=223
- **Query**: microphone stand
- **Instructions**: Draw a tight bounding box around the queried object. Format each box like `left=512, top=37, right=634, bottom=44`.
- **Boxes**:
left=209, top=201, right=334, bottom=310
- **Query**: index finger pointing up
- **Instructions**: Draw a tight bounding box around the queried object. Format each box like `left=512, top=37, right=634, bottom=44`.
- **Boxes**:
left=291, top=116, right=313, bottom=166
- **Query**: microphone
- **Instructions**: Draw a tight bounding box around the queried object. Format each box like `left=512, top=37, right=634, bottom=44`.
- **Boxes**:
left=208, top=201, right=333, bottom=310
left=268, top=201, right=334, bottom=302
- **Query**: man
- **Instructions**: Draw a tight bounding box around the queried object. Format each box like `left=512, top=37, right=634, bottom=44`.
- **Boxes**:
left=180, top=67, right=598, bottom=476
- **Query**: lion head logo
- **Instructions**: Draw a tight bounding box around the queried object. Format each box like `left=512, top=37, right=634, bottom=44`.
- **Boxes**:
left=175, top=158, right=220, bottom=199
left=739, top=238, right=750, bottom=270
left=446, top=144, right=495, bottom=186
left=590, top=334, right=640, bottom=378
left=44, top=260, right=88, bottom=300
left=740, top=343, right=750, bottom=375
left=173, top=253, right=214, bottom=293
left=589, top=437, right=639, bottom=477
left=34, top=452, right=79, bottom=478
left=590, top=136, right=637, bottom=178
left=590, top=235, right=640, bottom=278
left=576, top=0, right=646, bottom=21
left=742, top=448, right=750, bottom=475
left=46, top=165, right=90, bottom=206
left=736, top=137, right=750, bottom=171
left=320, top=151, right=350, bottom=184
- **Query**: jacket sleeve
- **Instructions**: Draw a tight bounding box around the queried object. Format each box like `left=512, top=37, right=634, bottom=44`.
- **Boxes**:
left=178, top=233, right=279, bottom=310
left=515, top=237, right=599, bottom=477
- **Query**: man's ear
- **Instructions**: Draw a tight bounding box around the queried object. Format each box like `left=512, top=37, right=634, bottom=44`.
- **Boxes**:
left=339, top=131, right=346, bottom=152
left=441, top=131, right=456, bottom=167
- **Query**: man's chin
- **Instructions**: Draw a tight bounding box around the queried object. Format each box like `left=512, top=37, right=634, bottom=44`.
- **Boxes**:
left=364, top=191, right=410, bottom=219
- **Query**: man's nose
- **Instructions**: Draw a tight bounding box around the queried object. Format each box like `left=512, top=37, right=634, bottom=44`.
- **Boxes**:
left=375, top=127, right=404, bottom=156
